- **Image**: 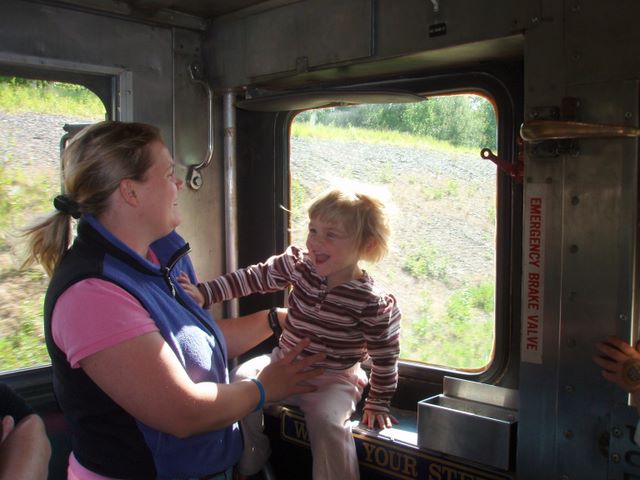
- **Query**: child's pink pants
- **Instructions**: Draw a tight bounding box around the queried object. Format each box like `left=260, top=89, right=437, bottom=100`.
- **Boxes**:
left=233, top=347, right=367, bottom=480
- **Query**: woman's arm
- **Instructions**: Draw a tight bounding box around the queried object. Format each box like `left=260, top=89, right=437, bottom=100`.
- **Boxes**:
left=80, top=331, right=323, bottom=438
left=218, top=308, right=288, bottom=358
left=217, top=310, right=272, bottom=359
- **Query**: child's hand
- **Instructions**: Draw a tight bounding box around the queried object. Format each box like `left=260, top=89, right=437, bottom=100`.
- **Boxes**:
left=176, top=272, right=205, bottom=308
left=361, top=409, right=399, bottom=430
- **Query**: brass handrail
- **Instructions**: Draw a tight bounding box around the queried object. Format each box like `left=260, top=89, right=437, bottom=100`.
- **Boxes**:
left=521, top=120, right=640, bottom=142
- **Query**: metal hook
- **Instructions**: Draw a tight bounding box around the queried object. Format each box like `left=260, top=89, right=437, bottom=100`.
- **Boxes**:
left=186, top=62, right=214, bottom=190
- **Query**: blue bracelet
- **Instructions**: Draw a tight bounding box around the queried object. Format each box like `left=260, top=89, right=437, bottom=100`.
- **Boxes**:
left=250, top=378, right=266, bottom=412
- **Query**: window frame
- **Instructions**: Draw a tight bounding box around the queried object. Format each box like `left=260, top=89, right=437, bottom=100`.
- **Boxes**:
left=0, top=66, right=113, bottom=395
left=278, top=69, right=522, bottom=387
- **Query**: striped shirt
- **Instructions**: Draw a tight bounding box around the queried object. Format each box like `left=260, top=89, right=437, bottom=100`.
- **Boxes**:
left=199, top=245, right=401, bottom=413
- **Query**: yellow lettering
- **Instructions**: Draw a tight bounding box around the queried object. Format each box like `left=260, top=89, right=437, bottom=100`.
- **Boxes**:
left=363, top=442, right=376, bottom=463
left=441, top=465, right=456, bottom=480
left=428, top=463, right=442, bottom=480
left=293, top=420, right=308, bottom=442
left=360, top=442, right=419, bottom=478
left=403, top=455, right=418, bottom=477
left=375, top=446, right=389, bottom=466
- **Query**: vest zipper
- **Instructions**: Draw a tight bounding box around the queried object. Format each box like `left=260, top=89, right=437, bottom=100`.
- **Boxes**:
left=162, top=243, right=228, bottom=368
left=162, top=243, right=191, bottom=297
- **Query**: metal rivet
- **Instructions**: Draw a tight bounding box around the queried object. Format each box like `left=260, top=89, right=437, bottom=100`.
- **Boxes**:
left=612, top=453, right=621, bottom=463
left=565, top=385, right=575, bottom=393
left=570, top=245, right=579, bottom=253
left=625, top=112, right=633, bottom=120
left=619, top=314, right=628, bottom=322
left=612, top=427, right=622, bottom=438
left=563, top=430, right=573, bottom=439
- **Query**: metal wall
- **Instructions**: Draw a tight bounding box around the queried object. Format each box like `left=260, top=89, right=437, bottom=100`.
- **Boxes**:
left=519, top=0, right=640, bottom=478
left=206, top=0, right=640, bottom=477
left=0, top=0, right=225, bottom=295
left=206, top=0, right=523, bottom=90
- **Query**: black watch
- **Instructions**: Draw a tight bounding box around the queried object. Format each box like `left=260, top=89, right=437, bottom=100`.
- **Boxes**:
left=268, top=307, right=283, bottom=338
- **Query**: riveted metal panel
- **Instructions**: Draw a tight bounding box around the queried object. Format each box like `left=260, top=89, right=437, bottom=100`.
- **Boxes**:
left=556, top=79, right=639, bottom=480
left=608, top=405, right=640, bottom=478
left=519, top=0, right=640, bottom=475
left=376, top=0, right=521, bottom=57
left=565, top=0, right=640, bottom=86
left=518, top=1, right=567, bottom=477
left=519, top=74, right=639, bottom=478
left=208, top=0, right=372, bottom=86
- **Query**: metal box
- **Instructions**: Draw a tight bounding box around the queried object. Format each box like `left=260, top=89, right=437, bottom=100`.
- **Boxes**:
left=417, top=377, right=518, bottom=471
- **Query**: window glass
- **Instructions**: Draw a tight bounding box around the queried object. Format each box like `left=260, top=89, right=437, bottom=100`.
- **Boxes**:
left=289, top=94, right=498, bottom=370
left=0, top=76, right=105, bottom=371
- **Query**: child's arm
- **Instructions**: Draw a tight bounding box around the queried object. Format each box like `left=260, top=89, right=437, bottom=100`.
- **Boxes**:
left=181, top=246, right=304, bottom=309
left=361, top=296, right=402, bottom=429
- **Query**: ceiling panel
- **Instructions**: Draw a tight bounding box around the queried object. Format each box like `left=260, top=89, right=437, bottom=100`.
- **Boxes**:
left=156, top=0, right=273, bottom=17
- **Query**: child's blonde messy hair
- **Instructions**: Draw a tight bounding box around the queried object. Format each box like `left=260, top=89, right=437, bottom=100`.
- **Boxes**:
left=308, top=187, right=390, bottom=263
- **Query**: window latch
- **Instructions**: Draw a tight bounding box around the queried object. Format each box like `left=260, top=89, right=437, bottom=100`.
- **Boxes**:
left=480, top=141, right=524, bottom=183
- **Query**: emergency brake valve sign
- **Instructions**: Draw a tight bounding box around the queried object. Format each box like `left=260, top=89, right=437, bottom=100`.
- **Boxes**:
left=521, top=185, right=546, bottom=364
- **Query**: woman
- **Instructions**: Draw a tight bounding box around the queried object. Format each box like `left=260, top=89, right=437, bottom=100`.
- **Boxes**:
left=23, top=121, right=323, bottom=480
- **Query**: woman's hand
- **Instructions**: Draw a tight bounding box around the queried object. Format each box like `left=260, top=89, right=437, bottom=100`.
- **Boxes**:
left=594, top=336, right=640, bottom=393
left=257, top=338, right=325, bottom=403
left=361, top=409, right=399, bottom=430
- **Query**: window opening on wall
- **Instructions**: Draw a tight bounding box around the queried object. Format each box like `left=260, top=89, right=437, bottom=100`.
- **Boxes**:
left=289, top=93, right=498, bottom=371
left=0, top=76, right=105, bottom=372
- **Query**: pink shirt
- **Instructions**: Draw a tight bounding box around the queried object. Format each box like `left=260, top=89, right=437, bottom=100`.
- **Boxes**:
left=52, top=279, right=159, bottom=368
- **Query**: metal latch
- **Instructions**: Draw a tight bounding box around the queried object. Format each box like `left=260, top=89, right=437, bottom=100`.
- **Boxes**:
left=480, top=139, right=524, bottom=182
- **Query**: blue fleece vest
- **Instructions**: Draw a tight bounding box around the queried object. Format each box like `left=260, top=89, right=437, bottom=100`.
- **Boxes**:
left=44, top=215, right=242, bottom=479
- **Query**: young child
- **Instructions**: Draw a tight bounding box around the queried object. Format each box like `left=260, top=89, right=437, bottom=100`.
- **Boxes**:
left=179, top=187, right=401, bottom=480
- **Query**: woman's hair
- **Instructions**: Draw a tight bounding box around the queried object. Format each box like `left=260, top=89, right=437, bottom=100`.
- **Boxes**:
left=308, top=187, right=390, bottom=263
left=22, top=121, right=162, bottom=276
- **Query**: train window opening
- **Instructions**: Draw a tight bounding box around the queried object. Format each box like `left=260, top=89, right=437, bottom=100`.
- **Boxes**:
left=0, top=75, right=105, bottom=373
left=289, top=93, right=498, bottom=371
